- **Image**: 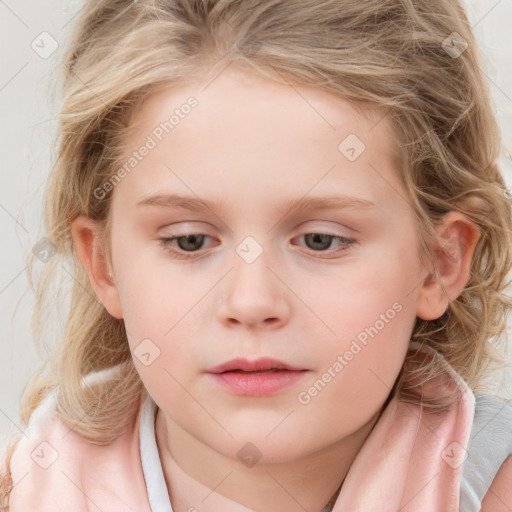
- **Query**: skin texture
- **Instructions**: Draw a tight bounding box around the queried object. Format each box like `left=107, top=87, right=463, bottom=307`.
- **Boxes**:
left=72, top=65, right=481, bottom=511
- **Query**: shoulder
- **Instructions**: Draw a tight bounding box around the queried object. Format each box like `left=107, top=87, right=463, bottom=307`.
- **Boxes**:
left=7, top=391, right=149, bottom=511
left=8, top=392, right=96, bottom=508
left=481, top=456, right=512, bottom=511
left=474, top=391, right=512, bottom=511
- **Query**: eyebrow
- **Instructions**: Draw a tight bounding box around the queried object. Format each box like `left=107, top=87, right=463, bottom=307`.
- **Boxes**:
left=136, top=193, right=376, bottom=214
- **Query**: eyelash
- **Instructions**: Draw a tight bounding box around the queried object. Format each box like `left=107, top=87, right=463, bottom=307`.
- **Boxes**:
left=158, top=232, right=356, bottom=260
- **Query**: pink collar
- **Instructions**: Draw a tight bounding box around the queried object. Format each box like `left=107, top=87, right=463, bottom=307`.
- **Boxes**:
left=332, top=344, right=474, bottom=511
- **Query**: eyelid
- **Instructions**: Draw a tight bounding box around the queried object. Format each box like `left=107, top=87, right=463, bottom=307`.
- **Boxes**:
left=158, top=223, right=353, bottom=243
left=293, top=219, right=360, bottom=235
left=158, top=221, right=213, bottom=234
left=158, top=221, right=357, bottom=243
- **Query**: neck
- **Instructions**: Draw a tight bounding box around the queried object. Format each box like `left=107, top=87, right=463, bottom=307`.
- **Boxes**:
left=155, top=408, right=382, bottom=512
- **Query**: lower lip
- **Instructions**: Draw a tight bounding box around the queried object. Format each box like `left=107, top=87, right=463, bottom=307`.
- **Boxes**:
left=208, top=370, right=307, bottom=396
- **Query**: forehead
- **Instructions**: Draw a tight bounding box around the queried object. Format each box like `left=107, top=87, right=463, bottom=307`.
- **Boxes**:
left=127, top=65, right=396, bottom=156
left=116, top=66, right=403, bottom=211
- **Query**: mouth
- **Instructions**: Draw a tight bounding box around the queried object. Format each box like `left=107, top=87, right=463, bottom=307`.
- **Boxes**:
left=206, top=357, right=306, bottom=373
left=205, top=358, right=308, bottom=396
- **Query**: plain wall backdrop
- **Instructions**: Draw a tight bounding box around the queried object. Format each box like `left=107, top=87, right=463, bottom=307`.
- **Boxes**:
left=1, top=0, right=512, bottom=443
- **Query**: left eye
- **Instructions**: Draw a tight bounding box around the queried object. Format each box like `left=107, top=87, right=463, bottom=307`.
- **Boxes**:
left=293, top=233, right=355, bottom=255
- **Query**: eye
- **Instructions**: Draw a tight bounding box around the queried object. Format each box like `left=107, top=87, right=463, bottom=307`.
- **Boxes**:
left=293, top=233, right=355, bottom=257
left=159, top=233, right=215, bottom=259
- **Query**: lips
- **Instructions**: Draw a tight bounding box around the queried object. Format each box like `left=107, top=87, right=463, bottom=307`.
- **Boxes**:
left=205, top=358, right=308, bottom=396
left=206, top=357, right=305, bottom=374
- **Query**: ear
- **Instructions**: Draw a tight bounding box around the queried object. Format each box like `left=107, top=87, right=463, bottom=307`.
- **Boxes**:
left=70, top=215, right=123, bottom=319
left=416, top=211, right=480, bottom=321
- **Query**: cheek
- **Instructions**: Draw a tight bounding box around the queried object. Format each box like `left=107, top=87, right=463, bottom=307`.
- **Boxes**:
left=294, top=240, right=419, bottom=409
left=300, top=236, right=419, bottom=346
left=293, top=299, right=415, bottom=449
left=117, top=274, right=201, bottom=368
left=112, top=232, right=199, bottom=336
left=111, top=243, right=203, bottom=386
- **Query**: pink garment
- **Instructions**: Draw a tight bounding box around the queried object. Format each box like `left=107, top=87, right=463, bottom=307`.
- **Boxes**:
left=7, top=343, right=474, bottom=511
left=8, top=399, right=149, bottom=512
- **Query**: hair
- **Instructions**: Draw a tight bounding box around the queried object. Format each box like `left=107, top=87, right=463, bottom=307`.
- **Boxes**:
left=2, top=0, right=512, bottom=506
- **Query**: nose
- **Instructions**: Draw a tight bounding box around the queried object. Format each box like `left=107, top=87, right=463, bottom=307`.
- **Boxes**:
left=217, top=249, right=291, bottom=331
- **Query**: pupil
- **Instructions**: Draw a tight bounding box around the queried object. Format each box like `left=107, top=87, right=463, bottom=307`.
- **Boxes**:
left=306, top=233, right=331, bottom=251
left=178, top=234, right=205, bottom=251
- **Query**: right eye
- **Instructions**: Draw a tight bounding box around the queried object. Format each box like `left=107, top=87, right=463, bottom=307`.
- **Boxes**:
left=159, top=233, right=216, bottom=258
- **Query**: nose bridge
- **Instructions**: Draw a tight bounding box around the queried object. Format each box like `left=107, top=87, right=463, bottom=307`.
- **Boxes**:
left=231, top=234, right=276, bottom=303
left=218, top=234, right=289, bottom=328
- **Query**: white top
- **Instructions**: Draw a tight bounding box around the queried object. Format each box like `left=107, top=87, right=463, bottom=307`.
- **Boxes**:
left=139, top=393, right=173, bottom=511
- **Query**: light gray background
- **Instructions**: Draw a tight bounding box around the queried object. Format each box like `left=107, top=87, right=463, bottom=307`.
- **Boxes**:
left=1, top=0, right=512, bottom=443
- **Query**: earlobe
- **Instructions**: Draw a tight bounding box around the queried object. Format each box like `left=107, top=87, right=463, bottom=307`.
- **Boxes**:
left=416, top=211, right=480, bottom=321
left=70, top=215, right=123, bottom=319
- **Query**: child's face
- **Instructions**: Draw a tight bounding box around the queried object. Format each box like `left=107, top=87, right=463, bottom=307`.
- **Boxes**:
left=108, top=66, right=428, bottom=462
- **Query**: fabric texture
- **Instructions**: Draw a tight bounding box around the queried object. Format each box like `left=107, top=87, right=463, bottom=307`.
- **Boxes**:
left=460, top=392, right=512, bottom=511
left=6, top=342, right=512, bottom=511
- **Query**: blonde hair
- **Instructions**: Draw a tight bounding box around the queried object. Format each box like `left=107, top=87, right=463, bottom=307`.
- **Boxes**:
left=2, top=0, right=512, bottom=505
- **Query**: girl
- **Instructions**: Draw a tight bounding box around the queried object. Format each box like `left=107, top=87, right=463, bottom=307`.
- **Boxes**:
left=2, top=0, right=512, bottom=510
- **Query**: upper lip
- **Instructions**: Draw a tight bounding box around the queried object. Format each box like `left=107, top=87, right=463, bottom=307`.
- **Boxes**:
left=206, top=357, right=305, bottom=373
